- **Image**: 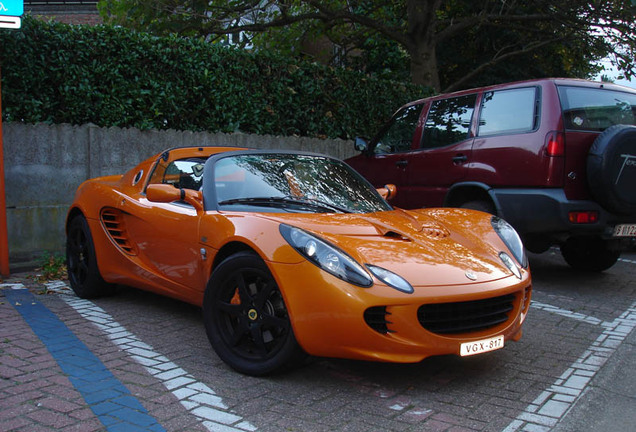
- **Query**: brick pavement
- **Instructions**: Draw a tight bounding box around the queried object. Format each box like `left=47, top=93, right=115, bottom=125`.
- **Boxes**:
left=1, top=280, right=105, bottom=431
left=3, top=288, right=164, bottom=432
left=1, top=252, right=635, bottom=432
left=0, top=276, right=233, bottom=432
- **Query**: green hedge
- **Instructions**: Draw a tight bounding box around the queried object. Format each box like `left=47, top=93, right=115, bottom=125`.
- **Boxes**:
left=0, top=17, right=430, bottom=139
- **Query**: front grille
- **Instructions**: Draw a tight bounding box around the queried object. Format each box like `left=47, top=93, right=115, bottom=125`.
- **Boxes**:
left=417, top=294, right=515, bottom=335
left=101, top=208, right=136, bottom=255
left=364, top=306, right=395, bottom=334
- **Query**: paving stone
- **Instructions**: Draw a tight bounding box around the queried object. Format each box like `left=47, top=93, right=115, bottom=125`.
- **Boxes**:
left=3, top=254, right=636, bottom=432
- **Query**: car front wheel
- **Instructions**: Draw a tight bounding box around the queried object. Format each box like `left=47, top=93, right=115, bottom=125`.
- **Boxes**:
left=560, top=236, right=621, bottom=272
left=202, top=251, right=305, bottom=376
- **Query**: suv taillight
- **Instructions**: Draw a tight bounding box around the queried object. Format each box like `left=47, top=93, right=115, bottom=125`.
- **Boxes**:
left=545, top=131, right=565, bottom=157
left=568, top=211, right=599, bottom=224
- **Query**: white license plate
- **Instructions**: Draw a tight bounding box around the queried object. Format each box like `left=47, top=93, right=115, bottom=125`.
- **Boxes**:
left=613, top=224, right=636, bottom=237
left=460, top=335, right=504, bottom=356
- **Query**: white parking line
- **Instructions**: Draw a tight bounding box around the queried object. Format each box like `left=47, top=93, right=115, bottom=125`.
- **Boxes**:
left=530, top=301, right=612, bottom=327
left=35, top=279, right=636, bottom=431
left=44, top=281, right=257, bottom=432
left=504, top=300, right=636, bottom=431
left=0, top=282, right=30, bottom=290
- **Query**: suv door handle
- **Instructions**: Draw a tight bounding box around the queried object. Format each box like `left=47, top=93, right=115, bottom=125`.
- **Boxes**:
left=395, top=160, right=408, bottom=168
left=452, top=154, right=468, bottom=164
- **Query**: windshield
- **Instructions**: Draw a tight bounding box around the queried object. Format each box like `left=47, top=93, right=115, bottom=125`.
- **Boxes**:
left=212, top=154, right=392, bottom=213
left=558, top=85, right=636, bottom=131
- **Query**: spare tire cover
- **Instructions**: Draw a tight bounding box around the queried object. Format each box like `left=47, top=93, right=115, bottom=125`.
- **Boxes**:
left=587, top=124, right=636, bottom=214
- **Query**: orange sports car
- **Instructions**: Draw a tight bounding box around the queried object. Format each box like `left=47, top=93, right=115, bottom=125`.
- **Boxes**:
left=66, top=146, right=531, bottom=375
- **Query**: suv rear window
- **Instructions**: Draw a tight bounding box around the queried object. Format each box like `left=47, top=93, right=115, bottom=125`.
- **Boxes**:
left=558, top=86, right=636, bottom=131
left=478, top=87, right=538, bottom=136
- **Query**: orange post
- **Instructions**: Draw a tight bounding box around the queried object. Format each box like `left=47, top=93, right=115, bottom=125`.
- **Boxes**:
left=0, top=66, right=10, bottom=277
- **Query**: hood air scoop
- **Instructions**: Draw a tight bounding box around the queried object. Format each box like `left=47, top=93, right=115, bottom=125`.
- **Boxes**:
left=383, top=230, right=411, bottom=241
left=364, top=213, right=450, bottom=241
left=381, top=226, right=450, bottom=241
left=421, top=226, right=450, bottom=239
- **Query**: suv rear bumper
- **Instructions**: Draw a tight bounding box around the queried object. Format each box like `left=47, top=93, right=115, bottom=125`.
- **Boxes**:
left=492, top=188, right=636, bottom=240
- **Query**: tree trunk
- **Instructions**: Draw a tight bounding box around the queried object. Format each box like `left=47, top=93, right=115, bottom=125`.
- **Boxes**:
left=406, top=0, right=441, bottom=91
left=409, top=43, right=440, bottom=90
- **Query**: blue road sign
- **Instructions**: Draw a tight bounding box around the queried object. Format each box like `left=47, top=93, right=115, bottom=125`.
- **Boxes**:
left=0, top=0, right=23, bottom=17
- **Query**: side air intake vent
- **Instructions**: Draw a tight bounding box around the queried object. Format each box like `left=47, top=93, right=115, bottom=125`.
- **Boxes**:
left=101, top=208, right=136, bottom=255
left=364, top=306, right=395, bottom=334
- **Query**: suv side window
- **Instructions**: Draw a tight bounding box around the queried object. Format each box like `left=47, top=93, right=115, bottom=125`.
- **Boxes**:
left=374, top=104, right=423, bottom=154
left=478, top=87, right=538, bottom=136
left=421, top=94, right=477, bottom=149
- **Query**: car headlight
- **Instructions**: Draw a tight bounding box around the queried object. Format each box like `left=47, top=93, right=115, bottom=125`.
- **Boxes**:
left=499, top=251, right=522, bottom=279
left=491, top=216, right=528, bottom=271
left=280, top=224, right=373, bottom=287
left=366, top=265, right=414, bottom=294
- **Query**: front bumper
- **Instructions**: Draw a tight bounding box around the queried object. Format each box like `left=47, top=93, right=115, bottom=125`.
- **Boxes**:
left=268, top=260, right=531, bottom=363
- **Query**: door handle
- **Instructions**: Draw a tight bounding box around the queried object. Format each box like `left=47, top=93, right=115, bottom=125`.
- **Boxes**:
left=395, top=160, right=408, bottom=168
left=452, top=154, right=468, bottom=164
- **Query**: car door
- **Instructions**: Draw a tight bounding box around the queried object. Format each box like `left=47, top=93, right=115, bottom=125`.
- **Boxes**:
left=404, top=94, right=478, bottom=208
left=120, top=158, right=207, bottom=299
left=346, top=102, right=426, bottom=208
left=470, top=86, right=545, bottom=188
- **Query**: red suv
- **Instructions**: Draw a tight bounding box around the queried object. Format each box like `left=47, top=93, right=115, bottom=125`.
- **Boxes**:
left=347, top=78, right=636, bottom=271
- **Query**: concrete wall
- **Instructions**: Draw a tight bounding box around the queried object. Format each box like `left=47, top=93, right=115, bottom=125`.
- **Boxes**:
left=2, top=122, right=356, bottom=268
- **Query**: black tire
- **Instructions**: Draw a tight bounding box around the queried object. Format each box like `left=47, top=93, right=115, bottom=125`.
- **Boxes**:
left=203, top=251, right=305, bottom=376
left=66, top=215, right=116, bottom=298
left=460, top=200, right=496, bottom=214
left=560, top=236, right=621, bottom=272
left=587, top=124, right=636, bottom=214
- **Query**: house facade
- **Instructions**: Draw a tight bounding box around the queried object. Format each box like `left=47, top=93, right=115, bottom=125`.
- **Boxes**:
left=24, top=0, right=101, bottom=25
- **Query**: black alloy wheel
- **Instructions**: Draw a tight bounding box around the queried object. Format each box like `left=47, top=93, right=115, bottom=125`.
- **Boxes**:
left=66, top=215, right=115, bottom=298
left=203, top=251, right=304, bottom=376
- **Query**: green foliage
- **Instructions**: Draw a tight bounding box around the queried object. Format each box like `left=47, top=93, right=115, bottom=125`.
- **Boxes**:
left=95, top=0, right=636, bottom=91
left=251, top=9, right=412, bottom=83
left=0, top=17, right=429, bottom=139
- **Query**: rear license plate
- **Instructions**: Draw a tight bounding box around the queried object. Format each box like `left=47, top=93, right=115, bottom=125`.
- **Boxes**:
left=613, top=224, right=636, bottom=237
left=460, top=335, right=504, bottom=356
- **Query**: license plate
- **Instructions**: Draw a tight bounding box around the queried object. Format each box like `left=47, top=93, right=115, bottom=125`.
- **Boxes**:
left=460, top=335, right=504, bottom=356
left=613, top=224, right=636, bottom=237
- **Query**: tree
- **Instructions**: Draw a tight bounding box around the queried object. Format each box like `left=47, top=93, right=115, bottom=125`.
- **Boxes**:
left=98, top=0, right=636, bottom=92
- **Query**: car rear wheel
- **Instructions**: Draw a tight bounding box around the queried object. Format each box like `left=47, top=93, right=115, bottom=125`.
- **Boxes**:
left=66, top=215, right=116, bottom=298
left=560, top=236, right=621, bottom=272
left=203, top=251, right=305, bottom=376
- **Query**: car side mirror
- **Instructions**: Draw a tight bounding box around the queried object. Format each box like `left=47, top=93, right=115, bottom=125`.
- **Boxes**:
left=355, top=137, right=369, bottom=152
left=377, top=184, right=397, bottom=201
left=146, top=184, right=204, bottom=212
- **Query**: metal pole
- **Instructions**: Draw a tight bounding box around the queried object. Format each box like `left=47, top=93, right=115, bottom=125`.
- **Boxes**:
left=0, top=65, right=11, bottom=277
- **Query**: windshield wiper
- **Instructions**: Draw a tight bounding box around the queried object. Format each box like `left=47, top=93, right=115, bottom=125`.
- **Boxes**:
left=218, top=196, right=351, bottom=213
left=289, top=196, right=352, bottom=213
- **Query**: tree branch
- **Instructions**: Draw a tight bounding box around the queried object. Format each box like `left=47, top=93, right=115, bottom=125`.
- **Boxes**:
left=443, top=38, right=564, bottom=92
